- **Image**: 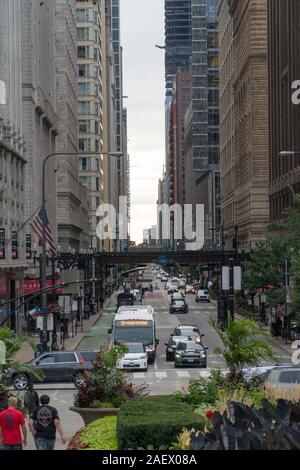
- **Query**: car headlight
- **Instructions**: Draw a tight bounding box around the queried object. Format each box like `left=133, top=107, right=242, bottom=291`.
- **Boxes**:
left=140, top=355, right=146, bottom=360
left=175, top=353, right=182, bottom=358
left=168, top=348, right=173, bottom=352
left=146, top=346, right=154, bottom=352
left=200, top=352, right=206, bottom=357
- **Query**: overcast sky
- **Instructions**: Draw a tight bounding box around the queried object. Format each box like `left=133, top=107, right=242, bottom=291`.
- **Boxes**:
left=121, top=0, right=165, bottom=244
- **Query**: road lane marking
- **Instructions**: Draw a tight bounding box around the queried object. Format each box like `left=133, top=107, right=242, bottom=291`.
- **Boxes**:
left=177, top=371, right=190, bottom=378
left=155, top=371, right=167, bottom=379
left=133, top=372, right=146, bottom=379
left=154, top=360, right=158, bottom=370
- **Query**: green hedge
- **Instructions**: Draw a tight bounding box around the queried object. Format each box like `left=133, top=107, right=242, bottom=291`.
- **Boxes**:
left=80, top=416, right=118, bottom=450
left=116, top=396, right=203, bottom=450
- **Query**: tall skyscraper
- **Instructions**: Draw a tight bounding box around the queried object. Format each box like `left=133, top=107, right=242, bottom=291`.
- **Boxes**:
left=21, top=0, right=58, bottom=245
left=111, top=1, right=129, bottom=248
left=188, top=0, right=220, bottom=246
left=268, top=0, right=300, bottom=227
left=222, top=0, right=269, bottom=250
left=55, top=0, right=88, bottom=253
left=76, top=0, right=107, bottom=251
left=164, top=0, right=192, bottom=96
left=0, top=0, right=26, bottom=330
left=218, top=0, right=235, bottom=249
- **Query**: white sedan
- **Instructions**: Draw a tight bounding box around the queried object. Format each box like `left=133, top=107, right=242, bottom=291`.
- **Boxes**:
left=116, top=343, right=148, bottom=371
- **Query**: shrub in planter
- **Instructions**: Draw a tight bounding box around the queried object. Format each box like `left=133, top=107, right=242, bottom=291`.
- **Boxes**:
left=74, top=346, right=148, bottom=409
left=117, top=395, right=203, bottom=450
left=68, top=417, right=118, bottom=450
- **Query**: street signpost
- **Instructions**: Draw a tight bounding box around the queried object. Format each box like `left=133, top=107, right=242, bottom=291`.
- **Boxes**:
left=222, top=262, right=242, bottom=321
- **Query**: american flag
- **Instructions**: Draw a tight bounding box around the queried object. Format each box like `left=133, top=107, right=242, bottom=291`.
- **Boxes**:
left=31, top=207, right=57, bottom=256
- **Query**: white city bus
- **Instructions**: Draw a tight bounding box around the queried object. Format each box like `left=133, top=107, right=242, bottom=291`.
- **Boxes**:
left=110, top=311, right=158, bottom=363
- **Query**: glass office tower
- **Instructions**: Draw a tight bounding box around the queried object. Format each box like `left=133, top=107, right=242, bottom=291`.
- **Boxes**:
left=165, top=0, right=192, bottom=96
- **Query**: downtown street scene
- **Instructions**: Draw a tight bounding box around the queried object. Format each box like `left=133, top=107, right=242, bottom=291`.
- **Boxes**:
left=1, top=0, right=300, bottom=457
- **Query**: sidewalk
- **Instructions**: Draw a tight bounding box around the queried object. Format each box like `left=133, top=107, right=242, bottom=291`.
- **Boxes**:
left=210, top=298, right=292, bottom=357
left=15, top=291, right=118, bottom=363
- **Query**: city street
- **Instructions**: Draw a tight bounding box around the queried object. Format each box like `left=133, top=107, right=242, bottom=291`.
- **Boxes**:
left=22, top=269, right=294, bottom=450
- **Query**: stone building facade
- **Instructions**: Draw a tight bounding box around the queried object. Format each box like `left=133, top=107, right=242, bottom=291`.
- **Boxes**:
left=224, top=0, right=270, bottom=250
left=268, top=0, right=300, bottom=226
left=55, top=0, right=89, bottom=252
left=0, top=0, right=27, bottom=330
left=21, top=0, right=59, bottom=247
left=218, top=0, right=235, bottom=248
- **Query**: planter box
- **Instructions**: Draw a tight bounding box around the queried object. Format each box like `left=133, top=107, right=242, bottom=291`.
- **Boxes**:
left=69, top=406, right=119, bottom=426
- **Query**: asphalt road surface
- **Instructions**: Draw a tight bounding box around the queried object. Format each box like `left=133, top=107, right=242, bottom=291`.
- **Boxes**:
left=22, top=267, right=292, bottom=449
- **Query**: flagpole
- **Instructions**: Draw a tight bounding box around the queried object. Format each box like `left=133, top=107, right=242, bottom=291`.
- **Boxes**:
left=40, top=151, right=123, bottom=352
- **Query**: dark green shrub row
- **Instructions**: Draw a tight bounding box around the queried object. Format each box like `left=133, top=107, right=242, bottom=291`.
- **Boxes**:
left=116, top=395, right=203, bottom=450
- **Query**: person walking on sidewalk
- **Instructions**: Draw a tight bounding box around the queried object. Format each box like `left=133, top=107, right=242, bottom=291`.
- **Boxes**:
left=29, top=395, right=66, bottom=451
left=24, top=384, right=39, bottom=416
left=0, top=396, right=27, bottom=450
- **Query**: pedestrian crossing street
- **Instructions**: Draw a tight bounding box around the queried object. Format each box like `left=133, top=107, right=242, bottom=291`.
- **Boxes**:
left=127, top=368, right=213, bottom=380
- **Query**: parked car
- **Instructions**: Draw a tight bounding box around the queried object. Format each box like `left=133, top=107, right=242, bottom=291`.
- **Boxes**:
left=195, top=289, right=210, bottom=303
left=168, top=285, right=178, bottom=294
left=173, top=325, right=205, bottom=344
left=245, top=365, right=300, bottom=389
left=169, top=299, right=188, bottom=314
left=171, top=292, right=185, bottom=302
left=174, top=341, right=208, bottom=368
left=116, top=342, right=148, bottom=371
left=161, top=276, right=168, bottom=283
left=165, top=336, right=190, bottom=361
left=2, top=350, right=99, bottom=390
left=185, top=285, right=196, bottom=294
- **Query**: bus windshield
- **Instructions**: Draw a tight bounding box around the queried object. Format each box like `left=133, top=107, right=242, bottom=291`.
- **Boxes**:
left=114, top=320, right=154, bottom=346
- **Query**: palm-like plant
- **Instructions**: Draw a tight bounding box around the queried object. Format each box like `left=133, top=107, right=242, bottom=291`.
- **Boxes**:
left=211, top=316, right=276, bottom=381
left=0, top=327, right=44, bottom=382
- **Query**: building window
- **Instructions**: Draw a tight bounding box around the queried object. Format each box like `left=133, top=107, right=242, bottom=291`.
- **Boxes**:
left=79, top=158, right=91, bottom=171
left=77, top=9, right=88, bottom=23
left=79, top=120, right=90, bottom=133
left=78, top=101, right=90, bottom=114
left=78, top=64, right=88, bottom=77
left=77, top=27, right=88, bottom=40
left=79, top=139, right=91, bottom=152
left=78, top=83, right=90, bottom=96
left=96, top=177, right=100, bottom=191
left=78, top=46, right=88, bottom=59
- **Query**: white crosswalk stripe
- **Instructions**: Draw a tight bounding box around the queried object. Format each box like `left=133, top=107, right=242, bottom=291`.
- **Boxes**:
left=155, top=371, right=168, bottom=379
left=133, top=372, right=146, bottom=379
left=177, top=371, right=190, bottom=378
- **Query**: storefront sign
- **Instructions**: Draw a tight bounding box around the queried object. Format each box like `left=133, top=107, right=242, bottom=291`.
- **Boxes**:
left=24, top=279, right=62, bottom=295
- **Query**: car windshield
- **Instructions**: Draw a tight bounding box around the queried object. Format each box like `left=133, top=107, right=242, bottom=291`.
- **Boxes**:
left=186, top=343, right=203, bottom=351
left=177, top=328, right=199, bottom=336
left=125, top=344, right=144, bottom=354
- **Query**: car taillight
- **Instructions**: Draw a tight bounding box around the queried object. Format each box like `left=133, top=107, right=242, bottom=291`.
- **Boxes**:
left=79, top=359, right=85, bottom=365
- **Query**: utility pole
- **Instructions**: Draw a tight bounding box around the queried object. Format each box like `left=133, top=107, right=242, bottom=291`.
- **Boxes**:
left=284, top=259, right=291, bottom=344
left=228, top=258, right=235, bottom=321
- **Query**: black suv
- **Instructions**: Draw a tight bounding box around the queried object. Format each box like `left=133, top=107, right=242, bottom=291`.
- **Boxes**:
left=2, top=350, right=98, bottom=390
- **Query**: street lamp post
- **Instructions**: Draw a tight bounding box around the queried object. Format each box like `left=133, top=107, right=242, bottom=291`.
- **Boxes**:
left=40, top=151, right=123, bottom=352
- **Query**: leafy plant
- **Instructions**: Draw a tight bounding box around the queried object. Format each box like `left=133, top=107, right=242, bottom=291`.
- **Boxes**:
left=189, top=400, right=300, bottom=450
left=74, top=346, right=148, bottom=409
left=211, top=315, right=276, bottom=381
left=175, top=369, right=224, bottom=407
left=169, top=428, right=192, bottom=450
left=0, top=327, right=44, bottom=385
left=80, top=416, right=118, bottom=450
